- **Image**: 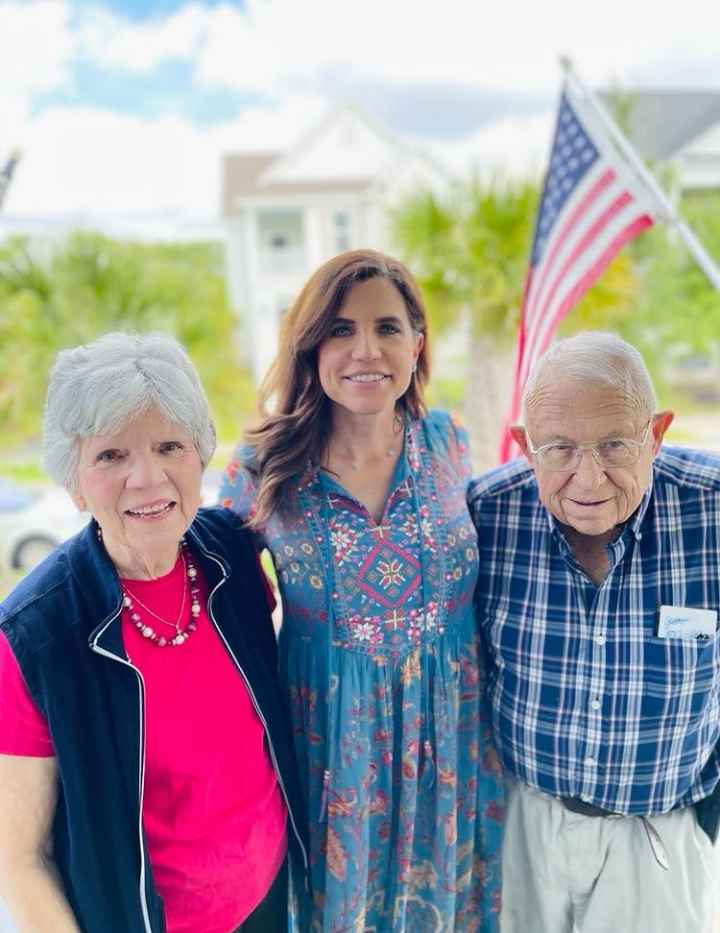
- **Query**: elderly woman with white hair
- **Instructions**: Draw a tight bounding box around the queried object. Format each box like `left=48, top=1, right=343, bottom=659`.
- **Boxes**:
left=0, top=333, right=309, bottom=933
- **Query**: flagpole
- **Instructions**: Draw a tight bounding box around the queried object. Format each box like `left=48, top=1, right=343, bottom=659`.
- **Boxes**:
left=559, top=56, right=720, bottom=291
left=0, top=147, right=23, bottom=213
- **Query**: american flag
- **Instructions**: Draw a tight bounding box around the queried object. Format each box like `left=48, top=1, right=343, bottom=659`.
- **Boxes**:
left=498, top=80, right=661, bottom=462
left=0, top=149, right=22, bottom=212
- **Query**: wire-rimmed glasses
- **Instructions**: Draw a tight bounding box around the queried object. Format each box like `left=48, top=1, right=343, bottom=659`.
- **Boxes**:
left=527, top=419, right=653, bottom=472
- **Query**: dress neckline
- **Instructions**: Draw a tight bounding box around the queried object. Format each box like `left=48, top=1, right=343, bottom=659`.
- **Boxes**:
left=317, top=422, right=413, bottom=526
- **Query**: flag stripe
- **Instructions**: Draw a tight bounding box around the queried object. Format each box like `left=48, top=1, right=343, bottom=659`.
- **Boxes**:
left=519, top=190, right=638, bottom=386
left=525, top=168, right=627, bottom=333
left=522, top=210, right=652, bottom=387
left=524, top=167, right=616, bottom=332
left=498, top=80, right=660, bottom=462
left=527, top=214, right=654, bottom=377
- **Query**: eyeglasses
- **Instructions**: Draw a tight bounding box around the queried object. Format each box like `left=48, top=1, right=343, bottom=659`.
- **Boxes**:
left=527, top=419, right=653, bottom=472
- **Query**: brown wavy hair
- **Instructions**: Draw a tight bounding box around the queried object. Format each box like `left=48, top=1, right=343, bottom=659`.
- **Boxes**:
left=246, top=249, right=431, bottom=527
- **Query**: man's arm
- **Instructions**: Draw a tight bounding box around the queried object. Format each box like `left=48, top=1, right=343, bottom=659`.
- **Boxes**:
left=0, top=754, right=80, bottom=932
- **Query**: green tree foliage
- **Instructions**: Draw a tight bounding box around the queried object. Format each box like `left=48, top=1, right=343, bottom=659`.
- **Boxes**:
left=651, top=193, right=720, bottom=350
left=571, top=195, right=720, bottom=398
left=391, top=173, right=720, bottom=464
left=391, top=177, right=720, bottom=378
left=391, top=175, right=540, bottom=342
left=0, top=233, right=254, bottom=446
left=391, top=174, right=642, bottom=347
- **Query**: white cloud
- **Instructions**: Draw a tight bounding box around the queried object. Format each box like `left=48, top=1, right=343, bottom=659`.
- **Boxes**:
left=3, top=93, right=329, bottom=228
left=72, top=0, right=720, bottom=96
left=192, top=0, right=720, bottom=95
left=2, top=0, right=719, bottom=236
left=2, top=96, right=553, bottom=235
left=0, top=0, right=75, bottom=135
left=77, top=2, right=210, bottom=73
left=427, top=112, right=556, bottom=181
left=12, top=108, right=209, bottom=217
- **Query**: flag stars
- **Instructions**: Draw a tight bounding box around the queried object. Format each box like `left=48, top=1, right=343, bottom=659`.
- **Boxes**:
left=531, top=94, right=602, bottom=265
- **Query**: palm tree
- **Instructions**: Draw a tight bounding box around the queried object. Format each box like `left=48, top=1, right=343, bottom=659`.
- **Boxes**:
left=0, top=234, right=252, bottom=446
left=391, top=175, right=537, bottom=469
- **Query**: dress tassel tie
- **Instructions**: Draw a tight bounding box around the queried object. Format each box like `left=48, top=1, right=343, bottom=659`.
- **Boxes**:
left=319, top=768, right=331, bottom=822
left=420, top=738, right=436, bottom=788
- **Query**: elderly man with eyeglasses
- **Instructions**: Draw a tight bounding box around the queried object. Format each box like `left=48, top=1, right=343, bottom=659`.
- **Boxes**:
left=469, top=331, right=720, bottom=933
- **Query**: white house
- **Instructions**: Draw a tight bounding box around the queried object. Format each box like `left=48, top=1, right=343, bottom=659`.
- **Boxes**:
left=221, top=105, right=449, bottom=382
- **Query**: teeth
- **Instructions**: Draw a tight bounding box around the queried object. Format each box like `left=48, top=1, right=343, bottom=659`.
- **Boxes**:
left=347, top=374, right=385, bottom=383
left=129, top=503, right=172, bottom=516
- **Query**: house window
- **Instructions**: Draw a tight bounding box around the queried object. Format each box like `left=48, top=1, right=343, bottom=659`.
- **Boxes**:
left=333, top=211, right=351, bottom=251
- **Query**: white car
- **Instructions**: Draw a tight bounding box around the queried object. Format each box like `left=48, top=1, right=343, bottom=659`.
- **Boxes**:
left=0, top=484, right=88, bottom=574
left=0, top=472, right=223, bottom=575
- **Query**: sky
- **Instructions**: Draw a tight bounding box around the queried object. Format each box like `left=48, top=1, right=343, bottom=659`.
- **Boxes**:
left=1, top=0, right=718, bottom=238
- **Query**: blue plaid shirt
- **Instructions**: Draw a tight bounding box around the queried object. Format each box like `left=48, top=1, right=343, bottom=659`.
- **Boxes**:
left=468, top=445, right=720, bottom=815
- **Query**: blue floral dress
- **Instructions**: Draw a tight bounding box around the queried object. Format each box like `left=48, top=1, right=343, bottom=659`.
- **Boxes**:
left=220, top=411, right=504, bottom=932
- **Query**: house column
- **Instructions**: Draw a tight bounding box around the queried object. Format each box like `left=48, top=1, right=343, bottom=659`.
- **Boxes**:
left=303, top=205, right=325, bottom=268
left=241, top=207, right=266, bottom=383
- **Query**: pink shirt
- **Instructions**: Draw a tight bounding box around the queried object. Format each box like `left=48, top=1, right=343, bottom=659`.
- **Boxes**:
left=0, top=557, right=287, bottom=933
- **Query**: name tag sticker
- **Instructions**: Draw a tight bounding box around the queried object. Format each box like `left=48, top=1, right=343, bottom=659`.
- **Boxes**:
left=657, top=606, right=717, bottom=641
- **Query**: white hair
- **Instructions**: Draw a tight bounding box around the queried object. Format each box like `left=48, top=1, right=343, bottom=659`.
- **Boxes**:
left=43, top=332, right=217, bottom=492
left=522, top=331, right=657, bottom=424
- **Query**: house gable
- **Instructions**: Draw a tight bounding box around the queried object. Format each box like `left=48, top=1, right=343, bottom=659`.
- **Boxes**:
left=259, top=106, right=406, bottom=186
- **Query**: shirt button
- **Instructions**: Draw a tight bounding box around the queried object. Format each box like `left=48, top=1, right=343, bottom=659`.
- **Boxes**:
left=584, top=756, right=596, bottom=767
left=591, top=699, right=601, bottom=711
left=595, top=635, right=606, bottom=646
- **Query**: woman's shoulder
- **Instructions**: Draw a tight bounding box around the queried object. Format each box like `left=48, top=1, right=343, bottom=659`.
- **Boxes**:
left=227, top=442, right=258, bottom=470
left=0, top=526, right=97, bottom=652
left=0, top=551, right=70, bottom=626
left=414, top=409, right=473, bottom=484
left=416, top=409, right=468, bottom=450
left=190, top=505, right=254, bottom=549
left=219, top=444, right=260, bottom=517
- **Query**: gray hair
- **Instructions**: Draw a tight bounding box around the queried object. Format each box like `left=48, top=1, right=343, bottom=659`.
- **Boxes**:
left=43, top=332, right=217, bottom=492
left=522, top=331, right=657, bottom=424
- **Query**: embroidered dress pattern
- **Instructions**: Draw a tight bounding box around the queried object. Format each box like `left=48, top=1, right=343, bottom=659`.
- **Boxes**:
left=221, top=412, right=504, bottom=932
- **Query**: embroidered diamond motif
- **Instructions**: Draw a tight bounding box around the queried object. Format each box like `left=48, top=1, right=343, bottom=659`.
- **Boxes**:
left=357, top=540, right=421, bottom=608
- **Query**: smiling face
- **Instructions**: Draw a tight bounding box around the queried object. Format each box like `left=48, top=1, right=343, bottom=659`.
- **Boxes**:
left=316, top=276, right=424, bottom=419
left=72, top=408, right=203, bottom=578
left=512, top=379, right=673, bottom=540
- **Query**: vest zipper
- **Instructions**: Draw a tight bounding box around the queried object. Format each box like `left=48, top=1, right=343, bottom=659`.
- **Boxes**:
left=200, top=547, right=311, bottom=882
left=90, top=612, right=153, bottom=933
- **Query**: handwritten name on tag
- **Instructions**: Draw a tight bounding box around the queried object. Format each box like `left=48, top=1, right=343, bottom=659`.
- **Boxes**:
left=657, top=606, right=717, bottom=641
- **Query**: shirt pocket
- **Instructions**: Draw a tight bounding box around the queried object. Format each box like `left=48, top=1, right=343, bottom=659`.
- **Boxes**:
left=642, top=630, right=719, bottom=706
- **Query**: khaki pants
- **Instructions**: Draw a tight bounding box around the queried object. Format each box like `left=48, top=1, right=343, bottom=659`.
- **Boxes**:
left=501, top=780, right=717, bottom=933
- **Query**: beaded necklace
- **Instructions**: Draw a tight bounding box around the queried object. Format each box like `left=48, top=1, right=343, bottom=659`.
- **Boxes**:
left=122, top=542, right=201, bottom=647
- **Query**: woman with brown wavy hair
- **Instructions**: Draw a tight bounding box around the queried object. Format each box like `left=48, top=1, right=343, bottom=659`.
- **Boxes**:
left=220, top=249, right=504, bottom=932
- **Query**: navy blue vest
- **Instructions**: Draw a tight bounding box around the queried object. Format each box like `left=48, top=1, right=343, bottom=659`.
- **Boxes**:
left=0, top=507, right=309, bottom=933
